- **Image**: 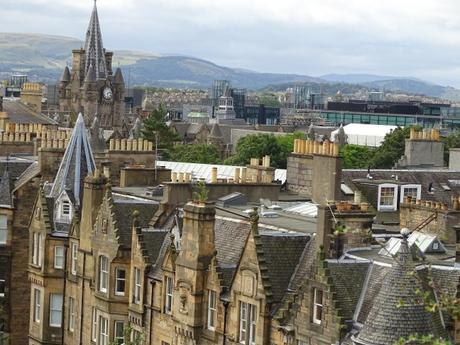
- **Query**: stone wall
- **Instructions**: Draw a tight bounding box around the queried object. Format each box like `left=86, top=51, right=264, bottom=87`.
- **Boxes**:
left=400, top=202, right=460, bottom=243
left=119, top=167, right=171, bottom=187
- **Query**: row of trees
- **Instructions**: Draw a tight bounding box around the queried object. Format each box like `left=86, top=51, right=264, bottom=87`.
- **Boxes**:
left=141, top=107, right=460, bottom=170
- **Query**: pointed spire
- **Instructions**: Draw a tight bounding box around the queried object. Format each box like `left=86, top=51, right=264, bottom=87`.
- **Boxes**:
left=49, top=113, right=96, bottom=206
left=114, top=67, right=124, bottom=84
left=84, top=0, right=107, bottom=80
left=60, top=66, right=71, bottom=83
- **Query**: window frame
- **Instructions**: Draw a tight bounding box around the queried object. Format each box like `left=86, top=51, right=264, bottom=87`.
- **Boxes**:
left=239, top=301, right=257, bottom=345
left=115, top=267, right=126, bottom=296
left=0, top=215, right=7, bottom=245
left=68, top=297, right=75, bottom=332
left=164, top=276, right=173, bottom=314
left=207, top=290, right=217, bottom=331
left=377, top=183, right=398, bottom=211
left=49, top=293, right=63, bottom=328
left=34, top=288, right=41, bottom=323
left=32, top=233, right=42, bottom=267
left=91, top=307, right=97, bottom=341
left=54, top=246, right=65, bottom=269
left=134, top=267, right=141, bottom=304
left=99, top=256, right=109, bottom=293
left=114, top=320, right=124, bottom=345
left=71, top=243, right=78, bottom=275
left=400, top=184, right=422, bottom=203
left=0, top=279, right=5, bottom=298
left=99, top=316, right=109, bottom=345
left=312, top=288, right=323, bottom=325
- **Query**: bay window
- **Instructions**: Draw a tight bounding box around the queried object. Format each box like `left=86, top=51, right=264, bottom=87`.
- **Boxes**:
left=49, top=293, right=63, bottom=327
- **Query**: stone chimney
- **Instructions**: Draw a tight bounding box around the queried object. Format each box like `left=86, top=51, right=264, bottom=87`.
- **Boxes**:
left=174, top=201, right=216, bottom=337
left=38, top=145, right=65, bottom=181
left=79, top=170, right=108, bottom=251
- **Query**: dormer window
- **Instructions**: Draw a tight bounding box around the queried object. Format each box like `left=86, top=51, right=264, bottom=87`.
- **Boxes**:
left=400, top=184, right=422, bottom=203
left=377, top=184, right=398, bottom=211
left=56, top=194, right=73, bottom=224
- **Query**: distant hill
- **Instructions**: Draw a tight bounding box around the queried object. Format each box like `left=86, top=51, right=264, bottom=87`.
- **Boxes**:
left=0, top=33, right=319, bottom=89
left=1, top=33, right=460, bottom=100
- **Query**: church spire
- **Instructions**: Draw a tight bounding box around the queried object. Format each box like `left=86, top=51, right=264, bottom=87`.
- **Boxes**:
left=84, top=0, right=107, bottom=80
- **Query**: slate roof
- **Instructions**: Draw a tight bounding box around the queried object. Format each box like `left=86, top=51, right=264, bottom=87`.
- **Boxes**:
left=0, top=158, right=34, bottom=180
left=354, top=233, right=447, bottom=345
left=112, top=199, right=158, bottom=248
left=288, top=236, right=317, bottom=291
left=214, top=218, right=251, bottom=288
left=327, top=260, right=371, bottom=322
left=13, top=161, right=40, bottom=191
left=342, top=169, right=460, bottom=206
left=257, top=230, right=310, bottom=304
left=3, top=99, right=56, bottom=124
left=356, top=264, right=388, bottom=324
left=49, top=113, right=96, bottom=206
left=140, top=230, right=169, bottom=264
left=0, top=170, right=12, bottom=207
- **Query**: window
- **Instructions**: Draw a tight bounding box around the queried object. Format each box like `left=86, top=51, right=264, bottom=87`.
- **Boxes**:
left=71, top=243, right=78, bottom=275
left=115, top=268, right=126, bottom=296
left=91, top=307, right=97, bottom=341
left=99, top=256, right=109, bottom=293
left=68, top=297, right=75, bottom=332
left=99, top=316, right=108, bottom=345
left=62, top=200, right=71, bottom=216
left=165, top=276, right=173, bottom=314
left=131, top=330, right=142, bottom=343
left=312, top=288, right=323, bottom=325
left=54, top=246, right=64, bottom=269
left=32, top=233, right=42, bottom=266
left=49, top=293, right=63, bottom=327
left=207, top=290, right=217, bottom=330
left=377, top=184, right=398, bottom=211
left=0, top=279, right=4, bottom=297
left=34, top=289, right=41, bottom=323
left=400, top=184, right=422, bottom=203
left=239, top=302, right=257, bottom=345
left=0, top=215, right=7, bottom=244
left=114, top=321, right=124, bottom=345
left=134, top=268, right=141, bottom=304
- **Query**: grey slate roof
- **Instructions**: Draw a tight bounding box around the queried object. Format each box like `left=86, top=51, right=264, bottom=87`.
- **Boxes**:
left=84, top=1, right=107, bottom=80
left=13, top=161, right=40, bottom=191
left=49, top=113, right=96, bottom=206
left=257, top=230, right=310, bottom=304
left=214, top=218, right=251, bottom=288
left=0, top=170, right=12, bottom=207
left=140, top=230, right=169, bottom=264
left=354, top=233, right=447, bottom=345
left=288, top=236, right=317, bottom=291
left=112, top=199, right=158, bottom=248
left=60, top=66, right=71, bottom=82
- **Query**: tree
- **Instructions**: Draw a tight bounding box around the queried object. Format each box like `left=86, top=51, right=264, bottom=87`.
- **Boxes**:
left=168, top=144, right=221, bottom=164
left=259, top=93, right=281, bottom=107
left=109, top=324, right=143, bottom=345
left=341, top=144, right=375, bottom=169
left=370, top=126, right=413, bottom=168
left=225, top=132, right=305, bottom=168
left=142, top=106, right=180, bottom=153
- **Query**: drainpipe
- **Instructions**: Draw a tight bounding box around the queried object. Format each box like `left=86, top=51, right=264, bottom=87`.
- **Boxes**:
left=79, top=251, right=86, bottom=345
left=61, top=243, right=68, bottom=345
left=149, top=281, right=156, bottom=345
left=222, top=300, right=229, bottom=345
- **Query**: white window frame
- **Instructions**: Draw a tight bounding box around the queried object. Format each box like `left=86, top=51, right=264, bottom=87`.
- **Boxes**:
left=54, top=246, right=64, bottom=269
left=400, top=184, right=422, bottom=203
left=0, top=215, right=7, bottom=245
left=134, top=267, right=141, bottom=304
left=71, top=243, right=78, bottom=275
left=99, top=316, right=109, bottom=345
left=32, top=233, right=42, bottom=267
left=49, top=293, right=63, bottom=327
left=99, top=256, right=109, bottom=293
left=91, top=307, right=97, bottom=341
left=312, top=288, right=323, bottom=325
left=68, top=297, right=75, bottom=332
left=165, top=276, right=173, bottom=314
left=114, top=321, right=124, bottom=345
left=115, top=268, right=126, bottom=296
left=377, top=183, right=398, bottom=211
left=34, top=288, right=41, bottom=323
left=207, top=290, right=217, bottom=330
left=239, top=301, right=257, bottom=345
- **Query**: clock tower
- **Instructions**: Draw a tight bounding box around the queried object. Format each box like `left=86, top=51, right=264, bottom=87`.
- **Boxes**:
left=58, top=0, right=125, bottom=129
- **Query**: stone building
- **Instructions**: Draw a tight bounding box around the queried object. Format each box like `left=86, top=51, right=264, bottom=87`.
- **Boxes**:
left=58, top=1, right=125, bottom=130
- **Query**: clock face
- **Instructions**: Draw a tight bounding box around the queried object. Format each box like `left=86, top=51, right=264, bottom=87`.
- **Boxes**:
left=103, top=87, right=113, bottom=100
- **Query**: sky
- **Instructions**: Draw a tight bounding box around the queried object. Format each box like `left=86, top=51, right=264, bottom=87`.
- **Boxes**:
left=3, top=0, right=460, bottom=87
